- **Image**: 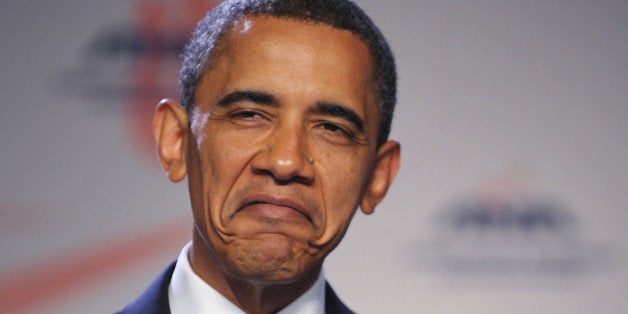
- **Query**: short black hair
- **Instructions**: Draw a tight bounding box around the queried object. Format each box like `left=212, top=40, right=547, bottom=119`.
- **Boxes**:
left=180, top=0, right=396, bottom=146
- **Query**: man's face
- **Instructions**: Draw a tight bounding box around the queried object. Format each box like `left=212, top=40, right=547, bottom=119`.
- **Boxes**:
left=159, top=16, right=399, bottom=284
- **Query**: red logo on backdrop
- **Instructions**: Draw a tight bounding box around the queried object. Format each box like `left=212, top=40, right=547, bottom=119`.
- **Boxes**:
left=53, top=0, right=220, bottom=163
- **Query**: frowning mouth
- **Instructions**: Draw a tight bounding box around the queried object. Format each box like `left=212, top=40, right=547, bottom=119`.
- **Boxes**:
left=237, top=194, right=313, bottom=224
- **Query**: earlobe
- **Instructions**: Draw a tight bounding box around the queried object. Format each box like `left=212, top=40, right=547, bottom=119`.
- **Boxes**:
left=153, top=99, right=189, bottom=182
left=360, top=141, right=401, bottom=215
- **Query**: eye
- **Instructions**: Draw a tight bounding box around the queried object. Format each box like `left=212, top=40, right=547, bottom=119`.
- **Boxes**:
left=316, top=121, right=357, bottom=143
left=226, top=109, right=272, bottom=128
left=320, top=122, right=347, bottom=134
left=232, top=110, right=263, bottom=119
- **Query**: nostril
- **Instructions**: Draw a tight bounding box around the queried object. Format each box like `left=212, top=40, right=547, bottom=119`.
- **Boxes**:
left=250, top=156, right=315, bottom=186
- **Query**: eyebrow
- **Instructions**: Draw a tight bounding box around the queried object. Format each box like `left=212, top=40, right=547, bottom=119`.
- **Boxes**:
left=314, top=102, right=365, bottom=133
left=217, top=90, right=278, bottom=107
left=215, top=90, right=365, bottom=133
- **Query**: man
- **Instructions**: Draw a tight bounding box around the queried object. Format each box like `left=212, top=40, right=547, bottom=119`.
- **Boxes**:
left=119, top=0, right=399, bottom=313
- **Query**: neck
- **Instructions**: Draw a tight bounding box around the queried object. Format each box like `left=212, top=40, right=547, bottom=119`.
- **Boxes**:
left=189, top=232, right=321, bottom=314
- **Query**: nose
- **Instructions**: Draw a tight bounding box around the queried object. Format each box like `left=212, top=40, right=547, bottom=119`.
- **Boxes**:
left=250, top=123, right=315, bottom=185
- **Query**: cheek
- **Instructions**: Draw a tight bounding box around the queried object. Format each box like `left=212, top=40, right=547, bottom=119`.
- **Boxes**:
left=197, top=129, right=258, bottom=212
left=202, top=127, right=256, bottom=177
left=319, top=150, right=371, bottom=224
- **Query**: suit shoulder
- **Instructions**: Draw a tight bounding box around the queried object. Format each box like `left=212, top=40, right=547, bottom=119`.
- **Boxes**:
left=116, top=262, right=176, bottom=314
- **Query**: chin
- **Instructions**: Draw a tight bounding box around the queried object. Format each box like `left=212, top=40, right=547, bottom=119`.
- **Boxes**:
left=223, top=234, right=317, bottom=283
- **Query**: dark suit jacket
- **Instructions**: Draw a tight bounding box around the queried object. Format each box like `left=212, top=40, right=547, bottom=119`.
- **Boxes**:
left=117, top=262, right=354, bottom=314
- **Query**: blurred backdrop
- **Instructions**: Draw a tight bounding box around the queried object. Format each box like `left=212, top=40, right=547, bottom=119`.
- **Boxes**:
left=1, top=0, right=626, bottom=313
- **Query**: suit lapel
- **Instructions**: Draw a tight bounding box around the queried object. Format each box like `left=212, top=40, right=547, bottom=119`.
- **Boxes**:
left=116, top=262, right=175, bottom=314
left=325, top=283, right=355, bottom=314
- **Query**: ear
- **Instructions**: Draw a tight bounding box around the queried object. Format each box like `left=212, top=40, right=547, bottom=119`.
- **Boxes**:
left=360, top=140, right=401, bottom=215
left=153, top=99, right=189, bottom=182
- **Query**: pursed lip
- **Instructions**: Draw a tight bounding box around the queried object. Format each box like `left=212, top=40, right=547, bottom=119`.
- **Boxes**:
left=237, top=193, right=314, bottom=224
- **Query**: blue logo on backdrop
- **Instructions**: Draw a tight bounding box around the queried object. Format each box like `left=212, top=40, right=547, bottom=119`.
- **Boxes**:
left=407, top=165, right=615, bottom=283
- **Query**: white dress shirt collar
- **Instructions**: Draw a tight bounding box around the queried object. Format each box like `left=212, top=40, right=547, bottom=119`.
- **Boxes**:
left=168, top=242, right=325, bottom=314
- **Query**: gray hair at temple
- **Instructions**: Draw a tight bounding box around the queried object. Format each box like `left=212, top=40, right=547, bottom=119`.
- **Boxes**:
left=180, top=0, right=397, bottom=146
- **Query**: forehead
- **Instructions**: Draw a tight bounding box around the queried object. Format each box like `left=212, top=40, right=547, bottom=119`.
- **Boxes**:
left=203, top=15, right=379, bottom=118
left=222, top=15, right=374, bottom=76
left=225, top=14, right=368, bottom=49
